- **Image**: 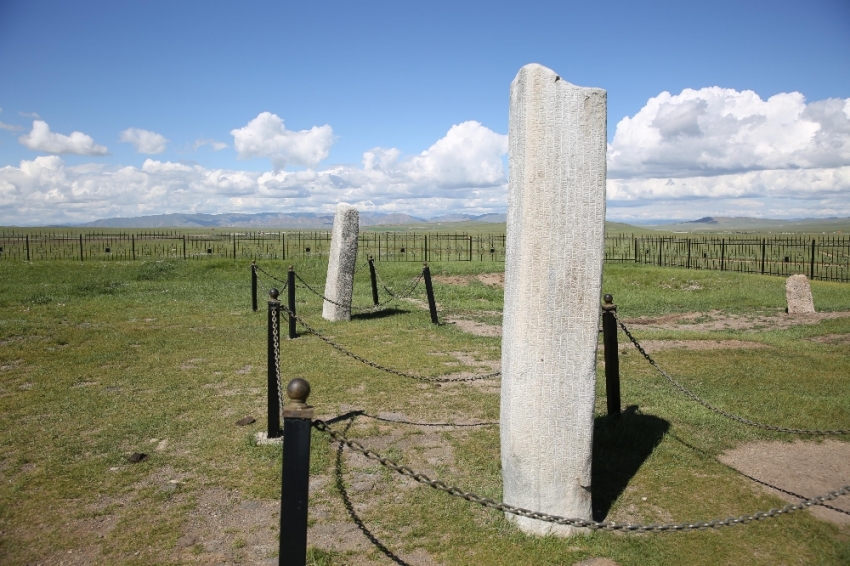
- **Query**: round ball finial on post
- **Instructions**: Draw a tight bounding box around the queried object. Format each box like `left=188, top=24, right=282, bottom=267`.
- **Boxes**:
left=287, top=378, right=310, bottom=405
left=269, top=288, right=280, bottom=300
left=283, top=378, right=314, bottom=418
left=601, top=294, right=615, bottom=311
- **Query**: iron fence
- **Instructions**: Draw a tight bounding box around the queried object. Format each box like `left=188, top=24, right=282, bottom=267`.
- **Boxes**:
left=1, top=230, right=847, bottom=282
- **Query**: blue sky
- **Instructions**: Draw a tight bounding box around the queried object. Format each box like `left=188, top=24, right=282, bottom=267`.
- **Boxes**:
left=1, top=0, right=849, bottom=225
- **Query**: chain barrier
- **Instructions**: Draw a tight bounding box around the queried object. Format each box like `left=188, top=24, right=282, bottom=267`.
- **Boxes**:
left=254, top=265, right=289, bottom=289
left=373, top=266, right=424, bottom=301
left=294, top=272, right=388, bottom=313
left=278, top=302, right=500, bottom=383
left=270, top=305, right=285, bottom=424
left=614, top=312, right=850, bottom=435
left=313, top=418, right=850, bottom=532
left=359, top=412, right=498, bottom=427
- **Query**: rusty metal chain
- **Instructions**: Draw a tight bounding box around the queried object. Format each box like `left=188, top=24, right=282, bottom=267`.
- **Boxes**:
left=254, top=265, right=289, bottom=289
left=359, top=412, right=498, bottom=427
left=270, top=304, right=285, bottom=424
left=373, top=267, right=424, bottom=301
left=313, top=419, right=850, bottom=532
left=293, top=272, right=378, bottom=313
left=278, top=302, right=500, bottom=383
left=614, top=312, right=850, bottom=435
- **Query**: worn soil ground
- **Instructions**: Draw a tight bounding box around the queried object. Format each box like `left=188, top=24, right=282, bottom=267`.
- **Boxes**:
left=718, top=440, right=850, bottom=526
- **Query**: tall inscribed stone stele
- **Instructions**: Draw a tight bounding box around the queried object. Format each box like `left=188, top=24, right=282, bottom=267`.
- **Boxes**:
left=322, top=203, right=360, bottom=322
left=501, top=64, right=607, bottom=536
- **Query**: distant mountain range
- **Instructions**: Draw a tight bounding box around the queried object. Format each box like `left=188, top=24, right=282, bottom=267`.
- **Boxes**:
left=75, top=211, right=508, bottom=229
left=651, top=216, right=850, bottom=232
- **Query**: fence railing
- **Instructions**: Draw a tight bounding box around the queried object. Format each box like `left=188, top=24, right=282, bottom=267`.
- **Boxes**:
left=1, top=231, right=848, bottom=282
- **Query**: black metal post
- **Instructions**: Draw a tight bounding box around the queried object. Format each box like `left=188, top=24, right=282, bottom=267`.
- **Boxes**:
left=279, top=378, right=313, bottom=566
left=183, top=235, right=187, bottom=260
left=423, top=263, right=439, bottom=324
left=810, top=239, right=816, bottom=280
left=131, top=234, right=136, bottom=261
left=267, top=289, right=282, bottom=439
left=761, top=238, right=766, bottom=275
left=720, top=239, right=726, bottom=271
left=25, top=234, right=30, bottom=262
left=601, top=294, right=621, bottom=418
left=251, top=261, right=258, bottom=312
left=287, top=266, right=297, bottom=339
left=368, top=256, right=379, bottom=306
left=79, top=234, right=84, bottom=262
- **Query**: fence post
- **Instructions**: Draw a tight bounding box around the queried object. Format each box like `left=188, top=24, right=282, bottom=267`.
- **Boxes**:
left=288, top=266, right=297, bottom=339
left=686, top=238, right=691, bottom=270
left=267, top=289, right=282, bottom=439
left=233, top=233, right=237, bottom=259
left=468, top=235, right=473, bottom=261
left=601, top=294, right=621, bottom=418
left=79, top=234, right=84, bottom=262
left=132, top=234, right=136, bottom=261
left=633, top=236, right=637, bottom=263
left=761, top=238, right=766, bottom=275
left=720, top=239, right=726, bottom=271
left=251, top=261, right=258, bottom=312
left=368, top=255, right=379, bottom=306
left=423, top=263, right=439, bottom=324
left=810, top=239, right=816, bottom=280
left=279, top=378, right=313, bottom=566
left=25, top=234, right=30, bottom=262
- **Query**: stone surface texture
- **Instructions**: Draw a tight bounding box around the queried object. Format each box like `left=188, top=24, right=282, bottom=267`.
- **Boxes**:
left=500, top=64, right=606, bottom=536
left=322, top=204, right=360, bottom=321
left=786, top=274, right=815, bottom=314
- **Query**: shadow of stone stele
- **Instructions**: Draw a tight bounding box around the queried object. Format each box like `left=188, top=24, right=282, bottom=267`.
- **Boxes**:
left=350, top=307, right=410, bottom=321
left=592, top=406, right=671, bottom=521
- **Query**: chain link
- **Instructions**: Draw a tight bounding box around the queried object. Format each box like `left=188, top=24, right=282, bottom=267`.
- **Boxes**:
left=359, top=412, right=498, bottom=427
left=270, top=303, right=285, bottom=424
left=374, top=267, right=424, bottom=301
left=614, top=312, right=850, bottom=435
left=294, top=272, right=379, bottom=313
left=254, top=264, right=289, bottom=289
left=278, top=302, right=500, bottom=383
left=313, top=419, right=850, bottom=532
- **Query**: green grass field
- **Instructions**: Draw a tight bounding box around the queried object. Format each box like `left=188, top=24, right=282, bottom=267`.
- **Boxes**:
left=0, top=258, right=848, bottom=565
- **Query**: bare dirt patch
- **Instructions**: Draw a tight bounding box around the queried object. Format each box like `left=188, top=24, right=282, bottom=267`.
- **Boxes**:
left=806, top=333, right=850, bottom=346
left=718, top=440, right=850, bottom=526
left=475, top=273, right=504, bottom=287
left=446, top=317, right=502, bottom=337
left=622, top=310, right=850, bottom=332
left=432, top=275, right=472, bottom=286
left=431, top=272, right=504, bottom=288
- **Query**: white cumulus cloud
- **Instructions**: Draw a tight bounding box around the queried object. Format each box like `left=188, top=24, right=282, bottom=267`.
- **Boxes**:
left=193, top=138, right=228, bottom=151
left=231, top=112, right=334, bottom=169
left=608, top=87, right=850, bottom=178
left=605, top=87, right=850, bottom=220
left=120, top=128, right=168, bottom=154
left=18, top=120, right=109, bottom=156
left=0, top=121, right=509, bottom=225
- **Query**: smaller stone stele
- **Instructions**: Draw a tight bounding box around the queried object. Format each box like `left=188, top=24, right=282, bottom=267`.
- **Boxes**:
left=322, top=203, right=360, bottom=322
left=786, top=274, right=815, bottom=314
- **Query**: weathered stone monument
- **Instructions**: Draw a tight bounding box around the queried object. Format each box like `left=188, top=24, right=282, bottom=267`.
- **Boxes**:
left=501, top=64, right=607, bottom=536
left=786, top=274, right=815, bottom=314
left=322, top=204, right=360, bottom=321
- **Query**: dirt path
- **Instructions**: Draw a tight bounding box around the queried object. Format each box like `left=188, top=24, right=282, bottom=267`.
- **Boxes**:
left=718, top=440, right=850, bottom=526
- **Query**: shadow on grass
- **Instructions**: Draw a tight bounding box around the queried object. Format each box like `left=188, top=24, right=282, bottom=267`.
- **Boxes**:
left=592, top=405, right=670, bottom=521
left=333, top=416, right=412, bottom=566
left=351, top=307, right=410, bottom=321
